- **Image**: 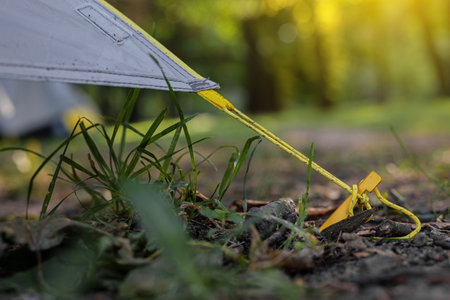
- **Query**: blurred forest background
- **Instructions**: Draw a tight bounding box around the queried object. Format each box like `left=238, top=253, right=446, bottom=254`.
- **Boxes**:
left=89, top=0, right=450, bottom=119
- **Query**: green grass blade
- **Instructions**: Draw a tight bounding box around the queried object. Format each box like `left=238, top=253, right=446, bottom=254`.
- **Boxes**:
left=118, top=89, right=140, bottom=161
left=25, top=139, right=71, bottom=218
left=148, top=114, right=197, bottom=144
left=60, top=155, right=110, bottom=189
left=131, top=152, right=169, bottom=181
left=297, top=142, right=314, bottom=226
left=218, top=136, right=260, bottom=202
left=242, top=137, right=262, bottom=212
left=79, top=121, right=112, bottom=178
left=230, top=136, right=260, bottom=179
left=119, top=113, right=197, bottom=143
left=151, top=55, right=198, bottom=195
left=39, top=120, right=88, bottom=219
left=69, top=173, right=105, bottom=205
left=124, top=109, right=167, bottom=176
left=218, top=151, right=238, bottom=201
left=0, top=147, right=46, bottom=160
left=26, top=119, right=93, bottom=218
left=111, top=88, right=140, bottom=145
left=282, top=143, right=315, bottom=249
left=60, top=155, right=96, bottom=178
left=161, top=126, right=182, bottom=176
left=193, top=145, right=240, bottom=172
left=39, top=158, right=63, bottom=219
left=132, top=137, right=209, bottom=183
left=45, top=190, right=78, bottom=216
left=101, top=125, right=120, bottom=179
left=137, top=108, right=167, bottom=148
left=115, top=121, right=145, bottom=138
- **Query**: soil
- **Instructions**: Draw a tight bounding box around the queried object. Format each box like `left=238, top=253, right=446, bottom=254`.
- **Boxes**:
left=233, top=128, right=450, bottom=299
left=0, top=128, right=449, bottom=299
left=187, top=128, right=450, bottom=299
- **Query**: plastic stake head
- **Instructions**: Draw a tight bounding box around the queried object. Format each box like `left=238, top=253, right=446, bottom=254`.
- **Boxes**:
left=319, top=171, right=381, bottom=232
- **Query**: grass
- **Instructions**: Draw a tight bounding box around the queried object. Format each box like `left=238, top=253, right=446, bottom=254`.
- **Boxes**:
left=283, top=142, right=314, bottom=250
left=297, top=142, right=314, bottom=228
left=0, top=84, right=316, bottom=298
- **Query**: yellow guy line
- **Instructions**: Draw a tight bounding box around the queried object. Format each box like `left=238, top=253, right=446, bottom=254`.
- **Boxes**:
left=198, top=90, right=353, bottom=193
left=198, top=90, right=421, bottom=239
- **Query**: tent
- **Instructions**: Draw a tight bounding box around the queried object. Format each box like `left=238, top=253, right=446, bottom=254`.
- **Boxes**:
left=0, top=0, right=218, bottom=93
left=0, top=79, right=98, bottom=137
left=0, top=0, right=420, bottom=237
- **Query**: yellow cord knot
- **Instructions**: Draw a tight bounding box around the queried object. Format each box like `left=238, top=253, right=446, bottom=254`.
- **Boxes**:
left=348, top=184, right=372, bottom=219
left=359, top=193, right=372, bottom=211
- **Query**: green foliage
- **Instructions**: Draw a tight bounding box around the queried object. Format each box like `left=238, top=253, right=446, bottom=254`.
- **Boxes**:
left=297, top=142, right=315, bottom=228
left=283, top=142, right=315, bottom=250
left=216, top=136, right=260, bottom=204
left=1, top=88, right=207, bottom=221
left=242, top=137, right=262, bottom=212
left=93, top=0, right=450, bottom=116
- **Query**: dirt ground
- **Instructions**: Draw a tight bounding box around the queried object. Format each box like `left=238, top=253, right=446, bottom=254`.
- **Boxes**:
left=1, top=128, right=449, bottom=299
left=201, top=128, right=450, bottom=299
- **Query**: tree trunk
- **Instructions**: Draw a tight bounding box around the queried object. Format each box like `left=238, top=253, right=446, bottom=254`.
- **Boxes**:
left=242, top=19, right=281, bottom=113
left=369, top=0, right=390, bottom=102
left=309, top=0, right=333, bottom=109
left=414, top=0, right=449, bottom=97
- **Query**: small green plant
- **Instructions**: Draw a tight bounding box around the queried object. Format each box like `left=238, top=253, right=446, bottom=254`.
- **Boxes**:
left=298, top=142, right=314, bottom=227
left=1, top=85, right=262, bottom=225
left=283, top=142, right=314, bottom=250
left=0, top=85, right=212, bottom=223
left=36, top=88, right=203, bottom=220
left=242, top=137, right=262, bottom=212
left=193, top=135, right=261, bottom=228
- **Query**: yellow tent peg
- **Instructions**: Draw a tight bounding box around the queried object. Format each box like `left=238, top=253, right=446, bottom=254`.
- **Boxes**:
left=319, top=171, right=381, bottom=232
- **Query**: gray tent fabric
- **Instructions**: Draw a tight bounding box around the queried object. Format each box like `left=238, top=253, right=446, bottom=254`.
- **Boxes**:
left=0, top=0, right=219, bottom=93
left=0, top=79, right=98, bottom=137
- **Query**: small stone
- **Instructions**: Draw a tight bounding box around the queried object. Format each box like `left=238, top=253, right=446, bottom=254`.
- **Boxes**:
left=411, top=232, right=430, bottom=247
